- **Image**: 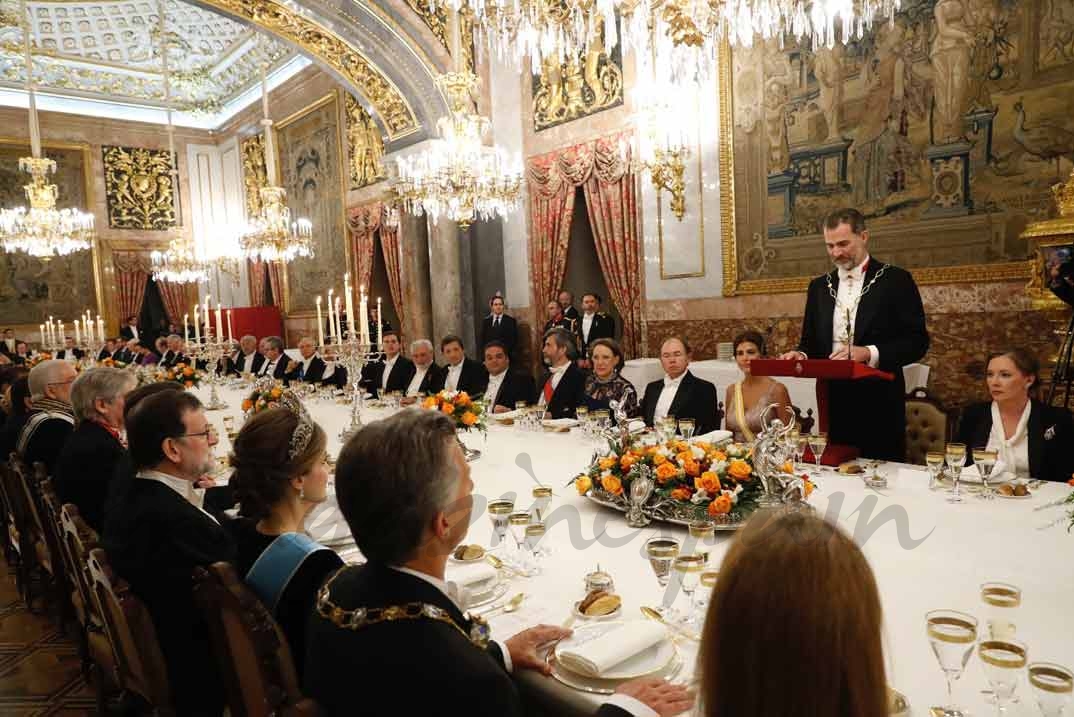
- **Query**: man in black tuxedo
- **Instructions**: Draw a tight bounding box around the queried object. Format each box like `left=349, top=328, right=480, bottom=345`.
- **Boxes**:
left=432, top=335, right=488, bottom=396
left=542, top=299, right=576, bottom=338
left=223, top=335, right=265, bottom=376
left=537, top=328, right=586, bottom=419
left=119, top=316, right=140, bottom=343
left=96, top=338, right=117, bottom=362
left=780, top=208, right=929, bottom=460
left=558, top=289, right=580, bottom=324
left=401, top=339, right=442, bottom=401
left=103, top=390, right=234, bottom=716
left=18, top=359, right=78, bottom=476
left=479, top=295, right=519, bottom=359
left=578, top=292, right=616, bottom=362
left=256, top=336, right=290, bottom=380
left=55, top=337, right=84, bottom=362
left=483, top=341, right=535, bottom=412
left=285, top=337, right=327, bottom=384
left=362, top=331, right=415, bottom=397
left=641, top=337, right=719, bottom=435
left=158, top=335, right=187, bottom=368
left=305, top=409, right=693, bottom=717
left=1, top=329, right=16, bottom=359
left=11, top=341, right=30, bottom=366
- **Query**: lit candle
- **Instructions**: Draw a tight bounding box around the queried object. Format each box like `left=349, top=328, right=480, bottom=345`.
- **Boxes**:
left=335, top=297, right=343, bottom=342
left=193, top=305, right=201, bottom=343
left=344, top=274, right=356, bottom=341
left=216, top=303, right=223, bottom=343
left=74, top=319, right=81, bottom=346
left=327, top=289, right=335, bottom=341
left=47, top=316, right=54, bottom=345
left=358, top=287, right=369, bottom=346
left=377, top=297, right=383, bottom=349
left=183, top=313, right=189, bottom=344
left=227, top=310, right=233, bottom=344
left=316, top=296, right=324, bottom=348
left=203, top=295, right=211, bottom=337
left=58, top=321, right=64, bottom=345
left=97, top=316, right=103, bottom=343
left=39, top=324, right=45, bottom=348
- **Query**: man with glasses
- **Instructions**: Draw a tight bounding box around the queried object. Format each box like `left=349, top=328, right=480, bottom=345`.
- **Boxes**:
left=258, top=336, right=289, bottom=380
left=103, top=390, right=235, bottom=716
left=17, top=359, right=78, bottom=475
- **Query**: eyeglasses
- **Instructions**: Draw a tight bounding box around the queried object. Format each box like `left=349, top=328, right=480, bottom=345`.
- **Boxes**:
left=177, top=425, right=218, bottom=442
left=47, top=378, right=76, bottom=387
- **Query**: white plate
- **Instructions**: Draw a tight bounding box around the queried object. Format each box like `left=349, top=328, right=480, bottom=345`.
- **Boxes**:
left=553, top=622, right=677, bottom=681
left=461, top=576, right=507, bottom=609
left=448, top=547, right=488, bottom=564
left=573, top=601, right=623, bottom=621
left=995, top=490, right=1033, bottom=500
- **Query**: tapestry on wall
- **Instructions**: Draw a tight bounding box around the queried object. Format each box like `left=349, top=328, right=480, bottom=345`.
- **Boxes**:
left=103, top=145, right=179, bottom=230
left=0, top=142, right=97, bottom=324
left=725, top=0, right=1074, bottom=293
left=531, top=19, right=623, bottom=131
left=277, top=92, right=347, bottom=314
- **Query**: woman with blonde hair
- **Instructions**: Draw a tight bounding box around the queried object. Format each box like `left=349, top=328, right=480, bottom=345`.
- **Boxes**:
left=701, top=510, right=888, bottom=716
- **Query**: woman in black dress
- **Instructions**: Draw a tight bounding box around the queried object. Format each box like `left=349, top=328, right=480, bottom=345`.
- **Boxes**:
left=582, top=338, right=639, bottom=417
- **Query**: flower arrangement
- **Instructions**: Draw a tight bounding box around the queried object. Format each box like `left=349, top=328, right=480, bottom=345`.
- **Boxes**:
left=158, top=362, right=201, bottom=389
left=421, top=390, right=487, bottom=432
left=25, top=353, right=53, bottom=369
left=99, top=357, right=128, bottom=369
left=573, top=437, right=812, bottom=523
left=241, top=383, right=289, bottom=415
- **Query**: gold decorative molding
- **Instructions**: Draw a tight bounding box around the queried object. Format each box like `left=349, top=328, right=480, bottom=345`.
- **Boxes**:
left=658, top=132, right=705, bottom=279
left=345, top=94, right=386, bottom=190
left=102, top=145, right=178, bottom=230
left=532, top=23, right=623, bottom=131
left=195, top=0, right=419, bottom=140
left=240, top=133, right=267, bottom=218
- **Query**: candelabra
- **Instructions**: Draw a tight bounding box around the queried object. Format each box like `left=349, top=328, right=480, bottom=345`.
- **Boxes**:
left=189, top=332, right=232, bottom=411
left=78, top=334, right=105, bottom=369
left=324, top=330, right=381, bottom=442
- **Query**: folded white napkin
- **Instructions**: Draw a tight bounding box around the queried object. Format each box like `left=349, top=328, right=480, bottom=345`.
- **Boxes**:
left=628, top=419, right=647, bottom=434
left=492, top=409, right=522, bottom=420
left=543, top=418, right=580, bottom=428
left=557, top=621, right=667, bottom=677
left=447, top=562, right=497, bottom=588
left=691, top=429, right=732, bottom=444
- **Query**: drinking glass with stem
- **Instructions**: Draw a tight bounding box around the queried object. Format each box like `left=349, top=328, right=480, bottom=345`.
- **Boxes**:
left=678, top=418, right=696, bottom=441
left=672, top=554, right=706, bottom=625
left=926, top=450, right=945, bottom=490
left=945, top=442, right=967, bottom=503
left=523, top=522, right=546, bottom=575
left=808, top=432, right=827, bottom=475
left=925, top=609, right=978, bottom=717
left=973, top=447, right=998, bottom=499
left=576, top=405, right=590, bottom=438
left=1028, top=662, right=1073, bottom=717
left=688, top=519, right=716, bottom=564
left=531, top=486, right=552, bottom=522
left=979, top=638, right=1027, bottom=715
left=693, top=570, right=719, bottom=625
left=508, top=512, right=531, bottom=562
left=487, top=499, right=514, bottom=549
left=980, top=581, right=1021, bottom=641
left=795, top=433, right=808, bottom=469
left=644, top=537, right=681, bottom=615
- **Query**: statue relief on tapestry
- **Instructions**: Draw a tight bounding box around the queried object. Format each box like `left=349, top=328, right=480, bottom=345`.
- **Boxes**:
left=277, top=94, right=347, bottom=313
left=532, top=20, right=623, bottom=131
left=726, top=0, right=1074, bottom=290
left=346, top=94, right=386, bottom=190
left=0, top=143, right=97, bottom=323
left=103, top=145, right=179, bottom=230
left=241, top=133, right=268, bottom=217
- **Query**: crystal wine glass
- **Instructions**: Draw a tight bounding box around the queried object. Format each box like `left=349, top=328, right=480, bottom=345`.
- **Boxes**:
left=974, top=447, right=998, bottom=500
left=945, top=442, right=967, bottom=504
left=785, top=430, right=800, bottom=467
left=926, top=450, right=945, bottom=489
left=672, top=554, right=705, bottom=622
left=1028, top=662, right=1073, bottom=717
left=693, top=570, right=719, bottom=624
left=594, top=409, right=611, bottom=435
left=508, top=512, right=530, bottom=554
left=523, top=522, right=546, bottom=575
left=576, top=405, right=590, bottom=437
left=531, top=486, right=552, bottom=522
left=979, top=639, right=1027, bottom=715
left=980, top=581, right=1021, bottom=641
left=808, top=432, right=827, bottom=475
left=645, top=537, right=681, bottom=614
left=679, top=418, right=696, bottom=441
left=688, top=519, right=716, bottom=564
left=487, top=499, right=514, bottom=548
left=795, top=434, right=808, bottom=468
left=926, top=609, right=978, bottom=717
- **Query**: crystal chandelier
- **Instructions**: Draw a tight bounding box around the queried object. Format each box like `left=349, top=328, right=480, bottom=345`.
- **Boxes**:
left=239, top=67, right=313, bottom=263
left=0, top=0, right=94, bottom=258
left=393, top=10, right=522, bottom=228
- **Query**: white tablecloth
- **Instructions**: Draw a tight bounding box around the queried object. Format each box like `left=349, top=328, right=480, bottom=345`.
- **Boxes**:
left=199, top=385, right=1073, bottom=716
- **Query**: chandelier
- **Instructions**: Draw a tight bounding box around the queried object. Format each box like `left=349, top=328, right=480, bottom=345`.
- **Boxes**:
left=0, top=0, right=94, bottom=258
left=239, top=67, right=314, bottom=262
left=393, top=11, right=522, bottom=228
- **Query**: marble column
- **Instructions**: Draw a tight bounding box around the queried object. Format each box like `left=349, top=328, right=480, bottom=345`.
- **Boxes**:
left=398, top=211, right=433, bottom=344
left=428, top=217, right=477, bottom=355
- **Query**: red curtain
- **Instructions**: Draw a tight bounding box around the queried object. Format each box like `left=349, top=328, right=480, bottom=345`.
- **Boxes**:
left=347, top=202, right=380, bottom=291
left=266, top=262, right=284, bottom=307
left=526, top=153, right=577, bottom=313
left=112, top=251, right=150, bottom=326
left=156, top=280, right=188, bottom=328
left=379, top=217, right=405, bottom=334
left=248, top=259, right=267, bottom=307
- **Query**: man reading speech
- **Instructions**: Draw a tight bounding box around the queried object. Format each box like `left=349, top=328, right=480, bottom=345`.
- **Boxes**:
left=780, top=208, right=929, bottom=460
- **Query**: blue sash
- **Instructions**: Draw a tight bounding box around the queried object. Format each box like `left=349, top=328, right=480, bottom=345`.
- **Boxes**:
left=245, top=533, right=333, bottom=614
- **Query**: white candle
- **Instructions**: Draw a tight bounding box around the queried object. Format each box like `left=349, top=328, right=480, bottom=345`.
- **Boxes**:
left=58, top=321, right=64, bottom=345
left=74, top=319, right=81, bottom=345
left=227, top=310, right=234, bottom=344
left=47, top=316, right=53, bottom=345
left=97, top=316, right=103, bottom=343
left=316, top=296, right=324, bottom=347
left=183, top=313, right=189, bottom=344
left=358, top=288, right=369, bottom=345
left=377, top=297, right=383, bottom=349
left=345, top=274, right=356, bottom=341
left=203, top=295, right=211, bottom=337
left=193, top=305, right=201, bottom=343
left=335, top=297, right=343, bottom=342
left=327, top=289, right=335, bottom=341
left=216, top=303, right=223, bottom=343
left=39, top=325, right=45, bottom=348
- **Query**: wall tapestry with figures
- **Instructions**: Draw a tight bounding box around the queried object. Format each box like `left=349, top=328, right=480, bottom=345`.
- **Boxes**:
left=276, top=91, right=348, bottom=314
left=723, top=0, right=1074, bottom=294
left=103, top=145, right=179, bottom=230
left=0, top=140, right=98, bottom=324
left=531, top=19, right=623, bottom=131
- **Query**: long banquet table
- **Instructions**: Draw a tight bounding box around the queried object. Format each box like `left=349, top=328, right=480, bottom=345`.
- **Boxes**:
left=197, top=384, right=1073, bottom=716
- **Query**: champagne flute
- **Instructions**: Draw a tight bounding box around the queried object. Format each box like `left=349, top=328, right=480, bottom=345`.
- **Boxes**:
left=926, top=450, right=945, bottom=489
left=576, top=405, right=590, bottom=437
left=679, top=418, right=696, bottom=441
left=980, top=582, right=1021, bottom=641
left=693, top=570, right=719, bottom=624
left=688, top=519, right=716, bottom=564
left=808, top=432, right=827, bottom=475
left=531, top=486, right=552, bottom=522
left=926, top=609, right=978, bottom=717
left=487, top=499, right=514, bottom=548
left=508, top=512, right=530, bottom=554
left=979, top=639, right=1027, bottom=715
left=974, top=447, right=998, bottom=500
left=785, top=430, right=800, bottom=467
left=672, top=554, right=705, bottom=620
left=524, top=522, right=546, bottom=575
left=645, top=537, right=681, bottom=613
left=1028, top=662, right=1073, bottom=717
left=945, top=442, right=967, bottom=504
left=795, top=434, right=808, bottom=468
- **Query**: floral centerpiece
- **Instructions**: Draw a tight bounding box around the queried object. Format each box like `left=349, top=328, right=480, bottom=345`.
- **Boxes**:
left=99, top=357, right=128, bottom=369
left=422, top=390, right=487, bottom=433
left=573, top=437, right=813, bottom=525
left=25, top=353, right=53, bottom=369
left=242, top=383, right=289, bottom=415
left=158, top=361, right=201, bottom=389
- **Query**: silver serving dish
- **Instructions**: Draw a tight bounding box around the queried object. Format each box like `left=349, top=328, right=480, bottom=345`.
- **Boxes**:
left=585, top=488, right=747, bottom=531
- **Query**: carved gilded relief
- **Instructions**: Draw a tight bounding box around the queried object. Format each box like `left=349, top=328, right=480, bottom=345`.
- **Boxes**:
left=400, top=0, right=476, bottom=72
left=102, top=145, right=178, bottom=230
left=241, top=133, right=267, bottom=217
left=532, top=21, right=623, bottom=131
left=346, top=94, right=386, bottom=189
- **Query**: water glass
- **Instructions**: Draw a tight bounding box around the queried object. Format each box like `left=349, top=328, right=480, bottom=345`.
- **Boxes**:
left=524, top=522, right=546, bottom=574
left=508, top=512, right=530, bottom=554
left=926, top=609, right=978, bottom=717
left=980, top=582, right=1021, bottom=640
left=594, top=409, right=611, bottom=433
left=487, top=499, right=514, bottom=548
left=693, top=570, right=719, bottom=624
left=974, top=447, right=998, bottom=499
left=1028, top=662, right=1074, bottom=717
left=678, top=418, right=696, bottom=441
left=808, top=432, right=827, bottom=474
left=645, top=537, right=681, bottom=613
left=945, top=443, right=967, bottom=503
left=531, top=486, right=552, bottom=522
left=979, top=639, right=1027, bottom=714
left=926, top=450, right=945, bottom=489
left=688, top=519, right=716, bottom=563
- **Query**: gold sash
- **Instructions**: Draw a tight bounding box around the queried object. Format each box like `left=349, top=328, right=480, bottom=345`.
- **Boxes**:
left=733, top=382, right=755, bottom=443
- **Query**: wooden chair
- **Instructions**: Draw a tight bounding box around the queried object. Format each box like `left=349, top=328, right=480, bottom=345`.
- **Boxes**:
left=192, top=562, right=319, bottom=717
left=86, top=547, right=174, bottom=716
left=0, top=458, right=24, bottom=576
left=8, top=455, right=58, bottom=612
left=905, top=388, right=950, bottom=465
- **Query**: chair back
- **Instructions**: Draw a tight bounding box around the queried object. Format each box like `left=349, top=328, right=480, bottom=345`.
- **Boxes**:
left=0, top=457, right=22, bottom=560
left=192, top=562, right=318, bottom=717
left=58, top=502, right=101, bottom=625
left=905, top=388, right=950, bottom=465
left=9, top=456, right=54, bottom=577
left=791, top=404, right=816, bottom=435
left=86, top=547, right=173, bottom=714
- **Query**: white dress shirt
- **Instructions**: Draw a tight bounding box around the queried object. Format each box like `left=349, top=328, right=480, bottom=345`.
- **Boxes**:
left=381, top=355, right=399, bottom=391
left=653, top=373, right=685, bottom=423
left=129, top=325, right=139, bottom=340
left=407, top=365, right=431, bottom=396
left=4, top=338, right=14, bottom=353
left=538, top=362, right=570, bottom=406
left=261, top=356, right=280, bottom=376
left=240, top=352, right=257, bottom=374
left=582, top=312, right=594, bottom=343
left=486, top=370, right=507, bottom=406
left=299, top=354, right=320, bottom=377
left=987, top=400, right=1032, bottom=480
left=831, top=255, right=880, bottom=368
left=136, top=469, right=217, bottom=523
left=444, top=361, right=464, bottom=392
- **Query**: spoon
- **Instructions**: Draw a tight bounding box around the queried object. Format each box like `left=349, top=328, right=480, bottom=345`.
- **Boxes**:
left=485, top=553, right=526, bottom=577
left=481, top=592, right=526, bottom=617
left=640, top=606, right=700, bottom=642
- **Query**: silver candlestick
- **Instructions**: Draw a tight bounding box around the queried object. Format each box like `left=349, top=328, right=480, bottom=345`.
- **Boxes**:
left=324, top=330, right=382, bottom=442
left=189, top=332, right=232, bottom=410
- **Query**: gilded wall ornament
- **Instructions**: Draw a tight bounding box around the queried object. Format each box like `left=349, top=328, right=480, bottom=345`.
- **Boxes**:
left=103, top=145, right=178, bottom=231
left=346, top=94, right=386, bottom=189
left=532, top=22, right=623, bottom=131
left=241, top=133, right=268, bottom=217
left=400, top=0, right=476, bottom=73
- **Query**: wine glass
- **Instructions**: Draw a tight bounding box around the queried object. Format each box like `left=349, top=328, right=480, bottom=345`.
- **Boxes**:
left=979, top=639, right=1027, bottom=715
left=688, top=519, right=716, bottom=564
left=523, top=522, right=546, bottom=575
left=644, top=537, right=681, bottom=613
left=679, top=418, right=696, bottom=441
left=693, top=570, right=719, bottom=624
left=808, top=432, right=827, bottom=475
left=945, top=443, right=967, bottom=504
left=974, top=447, right=998, bottom=499
left=980, top=582, right=1021, bottom=641
left=926, top=450, right=945, bottom=489
left=487, top=499, right=514, bottom=548
left=795, top=434, right=808, bottom=468
left=926, top=609, right=978, bottom=717
left=1028, top=662, right=1073, bottom=717
left=531, top=486, right=552, bottom=522
left=576, top=406, right=590, bottom=437
left=672, top=554, right=705, bottom=622
left=594, top=409, right=611, bottom=435
left=785, top=430, right=800, bottom=467
left=508, top=512, right=530, bottom=554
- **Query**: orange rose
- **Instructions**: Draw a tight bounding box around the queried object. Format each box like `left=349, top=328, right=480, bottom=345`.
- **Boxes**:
left=652, top=453, right=667, bottom=466
left=165, top=371, right=175, bottom=380
left=598, top=456, right=618, bottom=471
left=601, top=474, right=623, bottom=496
left=694, top=471, right=721, bottom=494
left=655, top=462, right=679, bottom=484
left=708, top=494, right=732, bottom=516
left=803, top=479, right=815, bottom=497
left=620, top=454, right=638, bottom=471
left=241, top=399, right=253, bottom=411
left=441, top=402, right=455, bottom=415
left=673, top=440, right=690, bottom=453
left=670, top=487, right=693, bottom=501
left=728, top=459, right=752, bottom=481
left=782, top=461, right=795, bottom=474
left=575, top=475, right=593, bottom=495
left=183, top=366, right=194, bottom=376
left=683, top=459, right=701, bottom=477
left=1067, top=476, right=1074, bottom=487
left=456, top=392, right=471, bottom=406
left=676, top=451, right=693, bottom=465
left=184, top=381, right=193, bottom=388
left=709, top=450, right=728, bottom=463
left=422, top=396, right=438, bottom=409
left=270, top=387, right=282, bottom=399
left=461, top=411, right=478, bottom=426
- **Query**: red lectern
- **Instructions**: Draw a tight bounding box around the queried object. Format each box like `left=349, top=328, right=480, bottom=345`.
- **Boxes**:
left=750, top=359, right=894, bottom=466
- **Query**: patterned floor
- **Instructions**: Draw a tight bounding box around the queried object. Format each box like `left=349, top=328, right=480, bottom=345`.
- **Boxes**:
left=0, top=566, right=97, bottom=715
